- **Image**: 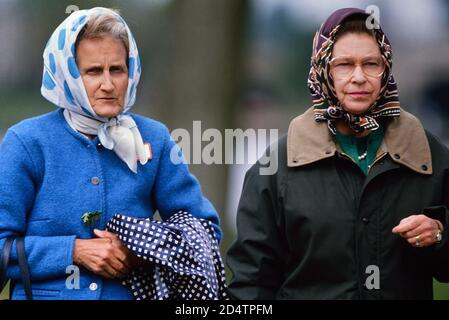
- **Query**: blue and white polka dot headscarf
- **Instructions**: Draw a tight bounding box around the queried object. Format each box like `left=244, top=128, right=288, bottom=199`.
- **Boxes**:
left=41, top=7, right=148, bottom=173
left=41, top=7, right=141, bottom=115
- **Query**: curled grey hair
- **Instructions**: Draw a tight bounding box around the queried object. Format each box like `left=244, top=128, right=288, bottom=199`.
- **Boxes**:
left=75, top=11, right=129, bottom=64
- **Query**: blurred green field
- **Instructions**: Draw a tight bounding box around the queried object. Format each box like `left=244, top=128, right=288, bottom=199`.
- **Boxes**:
left=0, top=282, right=9, bottom=300
left=435, top=280, right=449, bottom=300
left=0, top=91, right=55, bottom=132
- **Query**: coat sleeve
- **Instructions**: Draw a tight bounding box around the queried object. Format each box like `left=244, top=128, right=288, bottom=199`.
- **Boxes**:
left=0, top=130, right=76, bottom=281
left=424, top=167, right=449, bottom=282
left=151, top=126, right=222, bottom=241
left=226, top=152, right=288, bottom=299
left=424, top=205, right=449, bottom=282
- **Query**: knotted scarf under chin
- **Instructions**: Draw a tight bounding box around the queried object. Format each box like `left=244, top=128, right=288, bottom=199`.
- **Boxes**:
left=320, top=106, right=382, bottom=134
left=64, top=110, right=148, bottom=173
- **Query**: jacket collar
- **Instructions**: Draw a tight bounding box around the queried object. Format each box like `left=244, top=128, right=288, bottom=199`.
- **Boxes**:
left=287, top=107, right=432, bottom=175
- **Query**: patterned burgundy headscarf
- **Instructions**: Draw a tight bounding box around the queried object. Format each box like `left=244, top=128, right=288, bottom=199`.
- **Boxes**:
left=308, top=8, right=401, bottom=134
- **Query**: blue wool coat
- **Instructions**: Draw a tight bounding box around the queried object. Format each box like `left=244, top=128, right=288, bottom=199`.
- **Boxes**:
left=0, top=109, right=221, bottom=300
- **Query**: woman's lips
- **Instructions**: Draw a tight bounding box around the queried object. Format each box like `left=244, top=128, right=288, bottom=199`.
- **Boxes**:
left=348, top=92, right=370, bottom=99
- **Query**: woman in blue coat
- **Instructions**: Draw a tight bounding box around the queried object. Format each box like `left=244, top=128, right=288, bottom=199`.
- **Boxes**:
left=0, top=7, right=221, bottom=300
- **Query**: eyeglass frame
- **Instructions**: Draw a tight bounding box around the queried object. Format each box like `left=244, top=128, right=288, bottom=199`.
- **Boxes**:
left=328, top=55, right=386, bottom=80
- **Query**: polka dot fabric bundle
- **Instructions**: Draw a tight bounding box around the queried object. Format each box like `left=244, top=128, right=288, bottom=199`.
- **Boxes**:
left=106, top=211, right=229, bottom=300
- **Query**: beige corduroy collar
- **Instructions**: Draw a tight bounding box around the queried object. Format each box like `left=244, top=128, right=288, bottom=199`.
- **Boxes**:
left=287, top=107, right=432, bottom=175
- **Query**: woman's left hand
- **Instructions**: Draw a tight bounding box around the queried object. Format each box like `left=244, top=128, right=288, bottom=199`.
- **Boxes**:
left=392, top=214, right=443, bottom=247
left=95, top=230, right=148, bottom=268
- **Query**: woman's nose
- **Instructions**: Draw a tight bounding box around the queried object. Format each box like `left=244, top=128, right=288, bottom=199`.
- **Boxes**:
left=351, top=65, right=367, bottom=83
left=100, top=72, right=114, bottom=91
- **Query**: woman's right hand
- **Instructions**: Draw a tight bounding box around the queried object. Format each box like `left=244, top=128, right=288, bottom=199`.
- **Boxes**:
left=73, top=229, right=134, bottom=279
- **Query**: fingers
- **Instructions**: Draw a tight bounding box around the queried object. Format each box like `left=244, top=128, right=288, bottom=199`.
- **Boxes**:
left=405, top=230, right=436, bottom=247
left=75, top=236, right=131, bottom=279
left=97, top=261, right=128, bottom=279
left=110, top=246, right=131, bottom=273
left=392, top=214, right=441, bottom=248
left=94, top=229, right=132, bottom=269
left=101, top=241, right=130, bottom=277
left=400, top=225, right=425, bottom=239
left=93, top=229, right=149, bottom=275
left=392, top=215, right=420, bottom=234
left=120, top=254, right=133, bottom=270
left=93, top=229, right=107, bottom=238
left=105, top=257, right=129, bottom=278
left=93, top=249, right=130, bottom=279
left=94, top=229, right=126, bottom=251
left=94, top=229, right=118, bottom=241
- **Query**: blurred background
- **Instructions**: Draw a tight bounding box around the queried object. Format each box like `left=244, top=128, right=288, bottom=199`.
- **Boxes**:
left=1, top=0, right=449, bottom=299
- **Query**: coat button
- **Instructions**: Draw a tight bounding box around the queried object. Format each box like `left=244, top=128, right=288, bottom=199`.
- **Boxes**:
left=89, top=282, right=98, bottom=291
left=362, top=217, right=369, bottom=224
left=421, top=165, right=428, bottom=171
left=91, top=177, right=100, bottom=185
left=394, top=154, right=400, bottom=159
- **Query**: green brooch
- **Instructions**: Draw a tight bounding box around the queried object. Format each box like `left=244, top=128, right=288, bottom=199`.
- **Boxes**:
left=81, top=211, right=102, bottom=227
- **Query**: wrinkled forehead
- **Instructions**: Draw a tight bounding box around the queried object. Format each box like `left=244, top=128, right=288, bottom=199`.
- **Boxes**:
left=332, top=33, right=381, bottom=58
left=75, top=37, right=129, bottom=67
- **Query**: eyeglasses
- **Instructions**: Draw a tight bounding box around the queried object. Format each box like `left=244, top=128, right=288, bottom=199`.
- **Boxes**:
left=329, top=56, right=385, bottom=79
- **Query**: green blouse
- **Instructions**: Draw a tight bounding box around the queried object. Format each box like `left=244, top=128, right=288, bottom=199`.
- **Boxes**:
left=335, top=126, right=385, bottom=175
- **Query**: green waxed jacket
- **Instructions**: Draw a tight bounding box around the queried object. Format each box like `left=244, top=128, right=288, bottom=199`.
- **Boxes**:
left=227, top=107, right=449, bottom=300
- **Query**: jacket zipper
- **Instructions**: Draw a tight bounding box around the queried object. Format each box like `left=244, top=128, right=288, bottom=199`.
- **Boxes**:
left=337, top=150, right=364, bottom=298
left=338, top=152, right=357, bottom=164
left=367, top=152, right=387, bottom=174
left=339, top=151, right=388, bottom=173
left=339, top=150, right=388, bottom=298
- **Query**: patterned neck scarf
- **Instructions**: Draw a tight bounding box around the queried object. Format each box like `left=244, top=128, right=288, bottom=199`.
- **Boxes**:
left=41, top=7, right=147, bottom=173
left=308, top=8, right=401, bottom=134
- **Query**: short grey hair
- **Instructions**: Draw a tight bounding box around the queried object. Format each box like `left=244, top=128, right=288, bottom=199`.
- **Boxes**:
left=75, top=11, right=129, bottom=61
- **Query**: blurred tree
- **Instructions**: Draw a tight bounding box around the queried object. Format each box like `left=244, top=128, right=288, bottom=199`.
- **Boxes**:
left=153, top=0, right=248, bottom=249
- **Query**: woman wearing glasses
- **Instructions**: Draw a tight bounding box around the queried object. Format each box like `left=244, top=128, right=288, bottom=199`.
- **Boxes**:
left=226, top=8, right=449, bottom=299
